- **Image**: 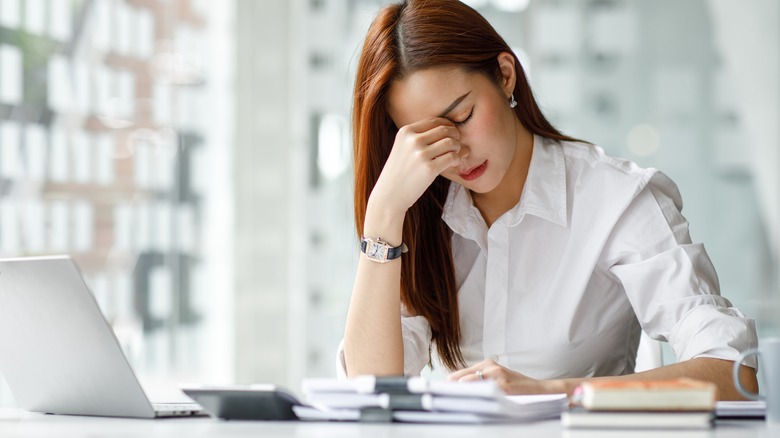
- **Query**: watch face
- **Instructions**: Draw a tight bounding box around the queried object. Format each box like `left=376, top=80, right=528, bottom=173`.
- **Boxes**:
left=367, top=241, right=387, bottom=260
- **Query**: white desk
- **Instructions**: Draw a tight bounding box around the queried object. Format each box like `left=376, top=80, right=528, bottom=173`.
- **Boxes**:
left=0, top=409, right=774, bottom=437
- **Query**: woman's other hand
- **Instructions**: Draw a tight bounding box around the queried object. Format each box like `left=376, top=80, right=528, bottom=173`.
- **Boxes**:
left=369, top=118, right=462, bottom=216
left=447, top=360, right=567, bottom=395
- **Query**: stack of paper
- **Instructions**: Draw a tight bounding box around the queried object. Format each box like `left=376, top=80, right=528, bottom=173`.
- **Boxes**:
left=295, top=376, right=568, bottom=424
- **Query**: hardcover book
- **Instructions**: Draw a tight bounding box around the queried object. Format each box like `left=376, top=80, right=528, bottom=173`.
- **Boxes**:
left=571, top=378, right=717, bottom=411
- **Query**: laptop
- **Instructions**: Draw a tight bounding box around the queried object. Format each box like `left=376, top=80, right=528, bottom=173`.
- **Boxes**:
left=0, top=255, right=203, bottom=418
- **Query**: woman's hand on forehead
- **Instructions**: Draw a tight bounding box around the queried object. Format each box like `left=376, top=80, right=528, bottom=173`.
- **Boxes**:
left=369, top=117, right=463, bottom=215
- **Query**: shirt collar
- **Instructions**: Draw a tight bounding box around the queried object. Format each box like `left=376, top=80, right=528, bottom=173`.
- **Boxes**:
left=442, top=134, right=568, bottom=235
left=512, top=134, right=568, bottom=227
left=442, top=182, right=487, bottom=242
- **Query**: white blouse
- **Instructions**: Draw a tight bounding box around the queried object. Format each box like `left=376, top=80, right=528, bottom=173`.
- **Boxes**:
left=338, top=135, right=757, bottom=378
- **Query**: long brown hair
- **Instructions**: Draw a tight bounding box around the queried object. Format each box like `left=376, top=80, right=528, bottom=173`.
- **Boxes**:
left=353, top=0, right=583, bottom=370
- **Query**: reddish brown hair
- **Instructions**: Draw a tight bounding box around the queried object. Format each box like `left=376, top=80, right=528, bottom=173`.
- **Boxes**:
left=353, top=0, right=583, bottom=370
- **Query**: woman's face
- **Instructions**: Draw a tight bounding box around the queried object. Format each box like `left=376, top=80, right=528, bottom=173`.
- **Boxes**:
left=386, top=65, right=521, bottom=194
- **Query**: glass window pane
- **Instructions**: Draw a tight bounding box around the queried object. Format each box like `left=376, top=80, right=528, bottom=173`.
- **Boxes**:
left=0, top=44, right=22, bottom=104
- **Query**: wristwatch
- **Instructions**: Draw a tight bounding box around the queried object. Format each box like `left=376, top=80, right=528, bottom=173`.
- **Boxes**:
left=360, top=237, right=408, bottom=263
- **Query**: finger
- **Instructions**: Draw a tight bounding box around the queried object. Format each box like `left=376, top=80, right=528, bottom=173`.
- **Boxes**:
left=422, top=136, right=461, bottom=161
left=405, top=117, right=455, bottom=134
left=416, top=124, right=460, bottom=145
left=457, top=372, right=487, bottom=383
left=446, top=361, right=485, bottom=381
left=446, top=360, right=499, bottom=381
left=430, top=151, right=461, bottom=174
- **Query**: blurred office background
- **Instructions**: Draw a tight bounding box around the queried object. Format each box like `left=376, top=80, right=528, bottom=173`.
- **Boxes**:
left=0, top=0, right=777, bottom=405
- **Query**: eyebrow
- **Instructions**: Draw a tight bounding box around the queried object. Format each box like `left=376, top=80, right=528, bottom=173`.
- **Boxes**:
left=437, top=92, right=471, bottom=118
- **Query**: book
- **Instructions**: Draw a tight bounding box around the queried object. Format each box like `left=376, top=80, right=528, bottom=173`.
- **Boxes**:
left=299, top=376, right=568, bottom=423
left=572, top=378, right=717, bottom=411
left=561, top=408, right=714, bottom=429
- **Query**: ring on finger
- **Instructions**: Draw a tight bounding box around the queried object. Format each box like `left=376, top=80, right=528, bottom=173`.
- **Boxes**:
left=475, top=370, right=484, bottom=381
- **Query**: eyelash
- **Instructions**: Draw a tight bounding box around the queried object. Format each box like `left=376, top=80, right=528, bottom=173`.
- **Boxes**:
left=454, top=109, right=474, bottom=126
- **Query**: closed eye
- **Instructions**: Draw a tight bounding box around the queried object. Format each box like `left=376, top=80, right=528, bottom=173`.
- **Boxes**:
left=454, top=109, right=474, bottom=126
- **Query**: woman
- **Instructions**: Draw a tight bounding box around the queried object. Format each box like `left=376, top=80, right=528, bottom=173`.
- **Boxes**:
left=340, top=0, right=758, bottom=399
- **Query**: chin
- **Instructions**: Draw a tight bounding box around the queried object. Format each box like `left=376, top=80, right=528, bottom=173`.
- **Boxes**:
left=460, top=177, right=499, bottom=194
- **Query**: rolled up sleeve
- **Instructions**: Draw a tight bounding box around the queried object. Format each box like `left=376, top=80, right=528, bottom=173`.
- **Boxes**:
left=335, top=307, right=432, bottom=378
left=607, top=172, right=758, bottom=369
left=668, top=303, right=757, bottom=366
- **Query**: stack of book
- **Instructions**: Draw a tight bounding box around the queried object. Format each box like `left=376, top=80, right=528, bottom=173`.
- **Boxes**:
left=562, top=378, right=717, bottom=429
left=294, top=376, right=568, bottom=424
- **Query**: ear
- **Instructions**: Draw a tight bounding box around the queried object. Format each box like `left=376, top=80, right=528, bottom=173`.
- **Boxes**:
left=496, top=52, right=517, bottom=97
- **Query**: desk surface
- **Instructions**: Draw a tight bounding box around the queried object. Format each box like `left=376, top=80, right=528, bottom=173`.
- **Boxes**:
left=0, top=409, right=775, bottom=437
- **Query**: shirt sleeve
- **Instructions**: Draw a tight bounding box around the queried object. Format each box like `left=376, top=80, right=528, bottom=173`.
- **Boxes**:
left=335, top=306, right=432, bottom=378
left=605, top=172, right=758, bottom=369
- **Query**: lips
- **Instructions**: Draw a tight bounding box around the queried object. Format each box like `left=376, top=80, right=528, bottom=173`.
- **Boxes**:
left=459, top=160, right=487, bottom=181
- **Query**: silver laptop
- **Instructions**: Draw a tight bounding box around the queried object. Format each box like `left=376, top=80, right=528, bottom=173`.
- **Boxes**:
left=0, top=255, right=203, bottom=418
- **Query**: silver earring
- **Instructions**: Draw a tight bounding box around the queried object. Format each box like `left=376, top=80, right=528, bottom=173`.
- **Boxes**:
left=509, top=94, right=517, bottom=108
